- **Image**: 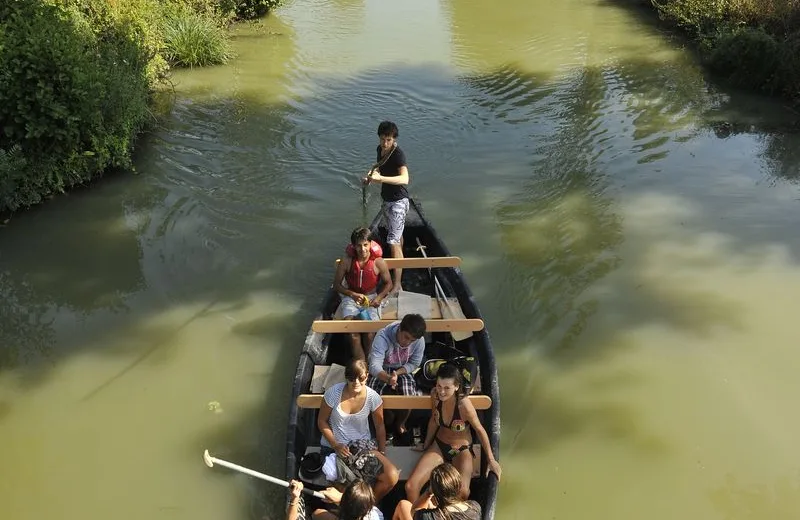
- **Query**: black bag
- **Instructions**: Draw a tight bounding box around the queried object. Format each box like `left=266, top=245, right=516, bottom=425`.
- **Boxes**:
left=416, top=356, right=479, bottom=394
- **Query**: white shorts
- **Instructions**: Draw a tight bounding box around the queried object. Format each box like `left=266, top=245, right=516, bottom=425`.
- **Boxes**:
left=381, top=198, right=409, bottom=245
left=337, top=294, right=381, bottom=320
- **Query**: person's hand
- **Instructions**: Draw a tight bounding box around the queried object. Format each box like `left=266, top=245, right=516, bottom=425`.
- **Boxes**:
left=288, top=480, right=303, bottom=501
left=486, top=459, right=502, bottom=480
left=388, top=371, right=398, bottom=389
left=334, top=443, right=351, bottom=458
left=353, top=293, right=369, bottom=307
left=362, top=174, right=372, bottom=185
left=369, top=296, right=382, bottom=308
left=368, top=170, right=381, bottom=182
left=321, top=486, right=343, bottom=505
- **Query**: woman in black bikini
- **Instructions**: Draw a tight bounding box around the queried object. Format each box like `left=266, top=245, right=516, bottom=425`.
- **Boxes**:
left=404, top=364, right=501, bottom=502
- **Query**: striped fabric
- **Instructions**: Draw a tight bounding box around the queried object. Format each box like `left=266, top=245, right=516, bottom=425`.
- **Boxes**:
left=320, top=383, right=382, bottom=448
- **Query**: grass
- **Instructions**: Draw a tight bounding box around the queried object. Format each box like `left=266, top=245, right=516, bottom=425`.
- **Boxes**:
left=162, top=9, right=232, bottom=68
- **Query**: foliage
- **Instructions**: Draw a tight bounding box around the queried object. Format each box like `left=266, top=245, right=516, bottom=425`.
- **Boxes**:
left=0, top=0, right=150, bottom=212
left=650, top=0, right=800, bottom=100
left=163, top=8, right=232, bottom=68
left=0, top=0, right=286, bottom=214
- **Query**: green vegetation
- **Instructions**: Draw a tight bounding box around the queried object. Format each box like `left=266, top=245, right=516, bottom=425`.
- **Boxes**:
left=0, top=0, right=283, bottom=215
left=651, top=0, right=800, bottom=100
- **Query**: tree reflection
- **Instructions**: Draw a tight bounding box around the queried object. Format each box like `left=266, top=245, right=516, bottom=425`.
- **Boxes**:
left=0, top=271, right=56, bottom=372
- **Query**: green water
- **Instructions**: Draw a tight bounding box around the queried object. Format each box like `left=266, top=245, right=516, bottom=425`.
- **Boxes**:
left=2, top=1, right=800, bottom=519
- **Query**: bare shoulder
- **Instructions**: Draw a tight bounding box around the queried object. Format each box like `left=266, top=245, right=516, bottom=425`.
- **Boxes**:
left=459, top=395, right=478, bottom=414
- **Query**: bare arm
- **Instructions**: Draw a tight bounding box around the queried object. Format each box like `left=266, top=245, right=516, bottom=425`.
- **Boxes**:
left=370, top=258, right=393, bottom=306
left=372, top=404, right=387, bottom=452
left=462, top=400, right=501, bottom=479
left=414, top=393, right=439, bottom=452
left=317, top=400, right=337, bottom=447
left=286, top=480, right=303, bottom=520
left=412, top=490, right=436, bottom=511
left=317, top=400, right=350, bottom=457
left=369, top=165, right=409, bottom=185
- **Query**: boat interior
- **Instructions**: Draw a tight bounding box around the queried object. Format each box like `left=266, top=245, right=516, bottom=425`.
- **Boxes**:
left=286, top=217, right=497, bottom=517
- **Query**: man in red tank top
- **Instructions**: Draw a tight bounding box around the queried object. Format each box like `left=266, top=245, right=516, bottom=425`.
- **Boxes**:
left=333, top=227, right=393, bottom=360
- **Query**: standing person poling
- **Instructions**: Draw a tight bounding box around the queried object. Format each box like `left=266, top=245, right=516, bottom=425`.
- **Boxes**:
left=363, top=121, right=409, bottom=293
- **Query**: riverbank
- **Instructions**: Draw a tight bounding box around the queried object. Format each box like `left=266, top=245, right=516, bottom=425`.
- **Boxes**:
left=647, top=0, right=800, bottom=102
left=0, top=0, right=282, bottom=217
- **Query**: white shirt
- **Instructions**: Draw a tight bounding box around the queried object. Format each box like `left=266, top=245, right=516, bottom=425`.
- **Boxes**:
left=320, top=383, right=382, bottom=447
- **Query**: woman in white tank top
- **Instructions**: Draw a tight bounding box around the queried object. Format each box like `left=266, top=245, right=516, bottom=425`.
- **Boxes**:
left=318, top=359, right=400, bottom=502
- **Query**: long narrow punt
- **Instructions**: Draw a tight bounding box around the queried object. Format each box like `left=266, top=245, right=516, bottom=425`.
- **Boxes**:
left=296, top=394, right=492, bottom=410
left=311, top=318, right=484, bottom=333
left=285, top=197, right=500, bottom=520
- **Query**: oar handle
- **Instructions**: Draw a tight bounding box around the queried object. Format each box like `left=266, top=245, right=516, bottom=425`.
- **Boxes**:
left=203, top=450, right=325, bottom=499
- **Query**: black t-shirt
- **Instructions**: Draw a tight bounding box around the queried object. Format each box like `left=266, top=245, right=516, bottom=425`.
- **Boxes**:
left=375, top=145, right=408, bottom=202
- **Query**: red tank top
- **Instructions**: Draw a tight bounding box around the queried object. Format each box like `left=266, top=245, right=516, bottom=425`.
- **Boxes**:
left=345, top=257, right=379, bottom=294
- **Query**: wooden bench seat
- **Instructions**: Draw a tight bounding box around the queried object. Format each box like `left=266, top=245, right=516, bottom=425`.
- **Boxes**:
left=299, top=444, right=482, bottom=486
left=312, top=318, right=483, bottom=334
left=336, top=257, right=461, bottom=269
left=297, top=393, right=492, bottom=410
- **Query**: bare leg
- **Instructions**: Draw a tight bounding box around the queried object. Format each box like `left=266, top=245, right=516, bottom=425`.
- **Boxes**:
left=372, top=450, right=400, bottom=501
left=404, top=447, right=444, bottom=503
left=364, top=332, right=375, bottom=359
left=392, top=500, right=414, bottom=520
left=390, top=242, right=403, bottom=293
left=394, top=409, right=411, bottom=435
left=452, top=449, right=474, bottom=500
left=344, top=314, right=365, bottom=360
left=313, top=510, right=337, bottom=520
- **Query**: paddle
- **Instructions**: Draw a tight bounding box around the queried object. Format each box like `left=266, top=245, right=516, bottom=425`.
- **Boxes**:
left=203, top=449, right=325, bottom=499
left=415, top=237, right=472, bottom=342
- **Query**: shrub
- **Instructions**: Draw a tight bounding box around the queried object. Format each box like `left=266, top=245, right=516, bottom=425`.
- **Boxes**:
left=707, top=26, right=781, bottom=92
left=0, top=0, right=150, bottom=212
left=232, top=0, right=283, bottom=20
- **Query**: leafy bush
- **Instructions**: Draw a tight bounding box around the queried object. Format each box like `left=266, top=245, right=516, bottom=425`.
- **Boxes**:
left=707, top=26, right=781, bottom=92
left=0, top=0, right=150, bottom=212
left=232, top=0, right=283, bottom=20
left=651, top=0, right=800, bottom=100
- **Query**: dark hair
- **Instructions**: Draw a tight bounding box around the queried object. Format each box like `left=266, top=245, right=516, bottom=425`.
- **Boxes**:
left=338, top=480, right=375, bottom=520
left=350, top=227, right=371, bottom=246
left=399, top=313, right=426, bottom=339
left=436, top=362, right=463, bottom=394
left=345, top=359, right=368, bottom=382
left=429, top=463, right=463, bottom=510
left=377, top=121, right=398, bottom=138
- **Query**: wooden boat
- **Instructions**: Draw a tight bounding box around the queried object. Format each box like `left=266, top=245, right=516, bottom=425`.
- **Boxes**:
left=285, top=197, right=500, bottom=519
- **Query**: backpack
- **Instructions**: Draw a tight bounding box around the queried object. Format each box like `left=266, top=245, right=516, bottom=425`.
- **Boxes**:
left=416, top=356, right=479, bottom=395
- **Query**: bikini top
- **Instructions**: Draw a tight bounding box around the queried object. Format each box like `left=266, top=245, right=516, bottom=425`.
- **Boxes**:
left=436, top=395, right=469, bottom=433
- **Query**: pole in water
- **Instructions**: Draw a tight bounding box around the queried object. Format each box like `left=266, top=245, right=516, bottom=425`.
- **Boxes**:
left=361, top=183, right=368, bottom=224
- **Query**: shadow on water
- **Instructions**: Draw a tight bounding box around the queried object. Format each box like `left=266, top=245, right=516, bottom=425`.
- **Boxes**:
left=3, top=38, right=800, bottom=518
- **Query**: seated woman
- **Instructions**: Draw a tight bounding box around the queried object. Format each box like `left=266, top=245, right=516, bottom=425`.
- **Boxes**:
left=318, top=359, right=400, bottom=501
left=286, top=479, right=384, bottom=520
left=392, top=463, right=481, bottom=520
left=404, top=364, right=502, bottom=502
